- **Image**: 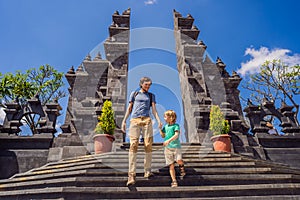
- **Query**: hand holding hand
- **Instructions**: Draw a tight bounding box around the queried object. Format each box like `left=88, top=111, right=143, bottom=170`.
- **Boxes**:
left=158, top=122, right=163, bottom=129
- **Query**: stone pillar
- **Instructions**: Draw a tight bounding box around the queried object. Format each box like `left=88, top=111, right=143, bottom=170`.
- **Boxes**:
left=173, top=10, right=251, bottom=154
left=173, top=10, right=212, bottom=143
left=104, top=9, right=130, bottom=129
left=56, top=9, right=131, bottom=157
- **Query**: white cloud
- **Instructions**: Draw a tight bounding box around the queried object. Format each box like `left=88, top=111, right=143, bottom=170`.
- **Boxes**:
left=144, top=0, right=157, bottom=5
left=0, top=107, right=5, bottom=125
left=238, top=46, right=300, bottom=76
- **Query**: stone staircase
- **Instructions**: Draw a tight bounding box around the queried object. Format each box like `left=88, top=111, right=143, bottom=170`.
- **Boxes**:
left=1, top=143, right=300, bottom=199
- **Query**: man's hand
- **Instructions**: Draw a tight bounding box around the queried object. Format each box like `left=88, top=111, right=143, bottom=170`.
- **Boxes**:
left=121, top=122, right=126, bottom=133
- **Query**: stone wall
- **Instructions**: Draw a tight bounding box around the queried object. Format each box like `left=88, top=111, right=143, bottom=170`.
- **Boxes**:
left=0, top=134, right=52, bottom=179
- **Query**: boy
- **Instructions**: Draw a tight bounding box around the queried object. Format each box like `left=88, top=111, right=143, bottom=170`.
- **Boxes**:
left=159, top=110, right=185, bottom=187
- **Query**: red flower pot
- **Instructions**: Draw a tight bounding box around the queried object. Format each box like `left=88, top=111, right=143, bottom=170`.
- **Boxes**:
left=210, top=134, right=231, bottom=153
left=93, top=134, right=115, bottom=154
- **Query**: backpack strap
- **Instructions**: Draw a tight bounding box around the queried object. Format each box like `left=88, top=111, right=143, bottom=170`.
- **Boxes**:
left=148, top=92, right=153, bottom=107
left=133, top=91, right=139, bottom=99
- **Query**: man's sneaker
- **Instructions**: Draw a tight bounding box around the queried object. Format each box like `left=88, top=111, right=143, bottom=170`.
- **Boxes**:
left=144, top=171, right=154, bottom=178
left=126, top=174, right=136, bottom=186
left=171, top=180, right=178, bottom=187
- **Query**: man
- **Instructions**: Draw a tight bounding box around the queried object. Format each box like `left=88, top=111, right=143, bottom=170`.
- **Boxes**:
left=121, top=77, right=162, bottom=186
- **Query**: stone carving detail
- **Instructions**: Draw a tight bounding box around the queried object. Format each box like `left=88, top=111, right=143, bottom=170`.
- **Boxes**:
left=1, top=96, right=61, bottom=136
left=244, top=99, right=300, bottom=135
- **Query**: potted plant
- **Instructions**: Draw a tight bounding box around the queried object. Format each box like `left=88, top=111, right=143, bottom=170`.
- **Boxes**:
left=93, top=100, right=116, bottom=154
left=209, top=105, right=231, bottom=153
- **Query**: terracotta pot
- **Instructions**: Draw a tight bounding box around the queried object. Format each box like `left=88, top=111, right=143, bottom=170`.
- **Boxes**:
left=210, top=134, right=231, bottom=153
left=93, top=134, right=115, bottom=154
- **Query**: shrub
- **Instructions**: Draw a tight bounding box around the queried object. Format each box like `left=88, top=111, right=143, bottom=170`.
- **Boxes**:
left=209, top=105, right=230, bottom=135
left=94, top=100, right=116, bottom=135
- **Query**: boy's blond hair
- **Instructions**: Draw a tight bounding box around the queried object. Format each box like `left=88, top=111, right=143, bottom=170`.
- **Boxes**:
left=164, top=110, right=177, bottom=123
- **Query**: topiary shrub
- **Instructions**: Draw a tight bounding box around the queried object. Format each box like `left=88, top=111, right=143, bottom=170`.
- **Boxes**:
left=209, top=105, right=230, bottom=136
left=94, top=100, right=116, bottom=135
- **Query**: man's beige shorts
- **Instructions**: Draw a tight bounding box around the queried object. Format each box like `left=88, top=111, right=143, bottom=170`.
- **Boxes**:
left=164, top=147, right=182, bottom=166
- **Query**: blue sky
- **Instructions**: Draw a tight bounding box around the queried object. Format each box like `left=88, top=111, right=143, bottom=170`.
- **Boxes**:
left=0, top=0, right=300, bottom=140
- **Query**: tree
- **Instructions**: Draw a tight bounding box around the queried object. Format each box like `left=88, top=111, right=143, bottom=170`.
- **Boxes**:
left=242, top=59, right=300, bottom=125
left=0, top=64, right=66, bottom=135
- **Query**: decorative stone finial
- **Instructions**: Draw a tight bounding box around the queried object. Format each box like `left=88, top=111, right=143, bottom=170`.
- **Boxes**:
left=232, top=70, right=240, bottom=78
left=122, top=8, right=131, bottom=15
left=113, top=10, right=119, bottom=15
left=110, top=22, right=118, bottom=27
left=247, top=98, right=253, bottom=106
left=76, top=64, right=84, bottom=72
left=197, top=40, right=207, bottom=49
left=187, top=14, right=193, bottom=19
left=216, top=57, right=226, bottom=68
left=84, top=54, right=91, bottom=61
left=110, top=22, right=115, bottom=27
left=67, top=66, right=75, bottom=74
left=173, top=9, right=182, bottom=17
left=192, top=25, right=198, bottom=30
left=93, top=52, right=102, bottom=61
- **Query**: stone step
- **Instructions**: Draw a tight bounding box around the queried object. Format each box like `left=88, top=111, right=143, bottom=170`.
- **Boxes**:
left=37, top=153, right=236, bottom=166
left=8, top=153, right=236, bottom=180
left=26, top=156, right=244, bottom=175
left=118, top=147, right=213, bottom=152
left=9, top=161, right=259, bottom=181
left=119, top=143, right=210, bottom=150
left=28, top=157, right=248, bottom=174
left=0, top=166, right=275, bottom=186
left=1, top=174, right=299, bottom=191
left=0, top=183, right=300, bottom=199
left=41, top=152, right=232, bottom=167
left=106, top=151, right=234, bottom=158
left=121, top=196, right=300, bottom=200
left=241, top=156, right=300, bottom=175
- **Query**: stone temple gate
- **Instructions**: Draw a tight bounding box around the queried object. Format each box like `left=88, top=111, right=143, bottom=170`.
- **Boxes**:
left=0, top=9, right=300, bottom=179
left=61, top=9, right=249, bottom=147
